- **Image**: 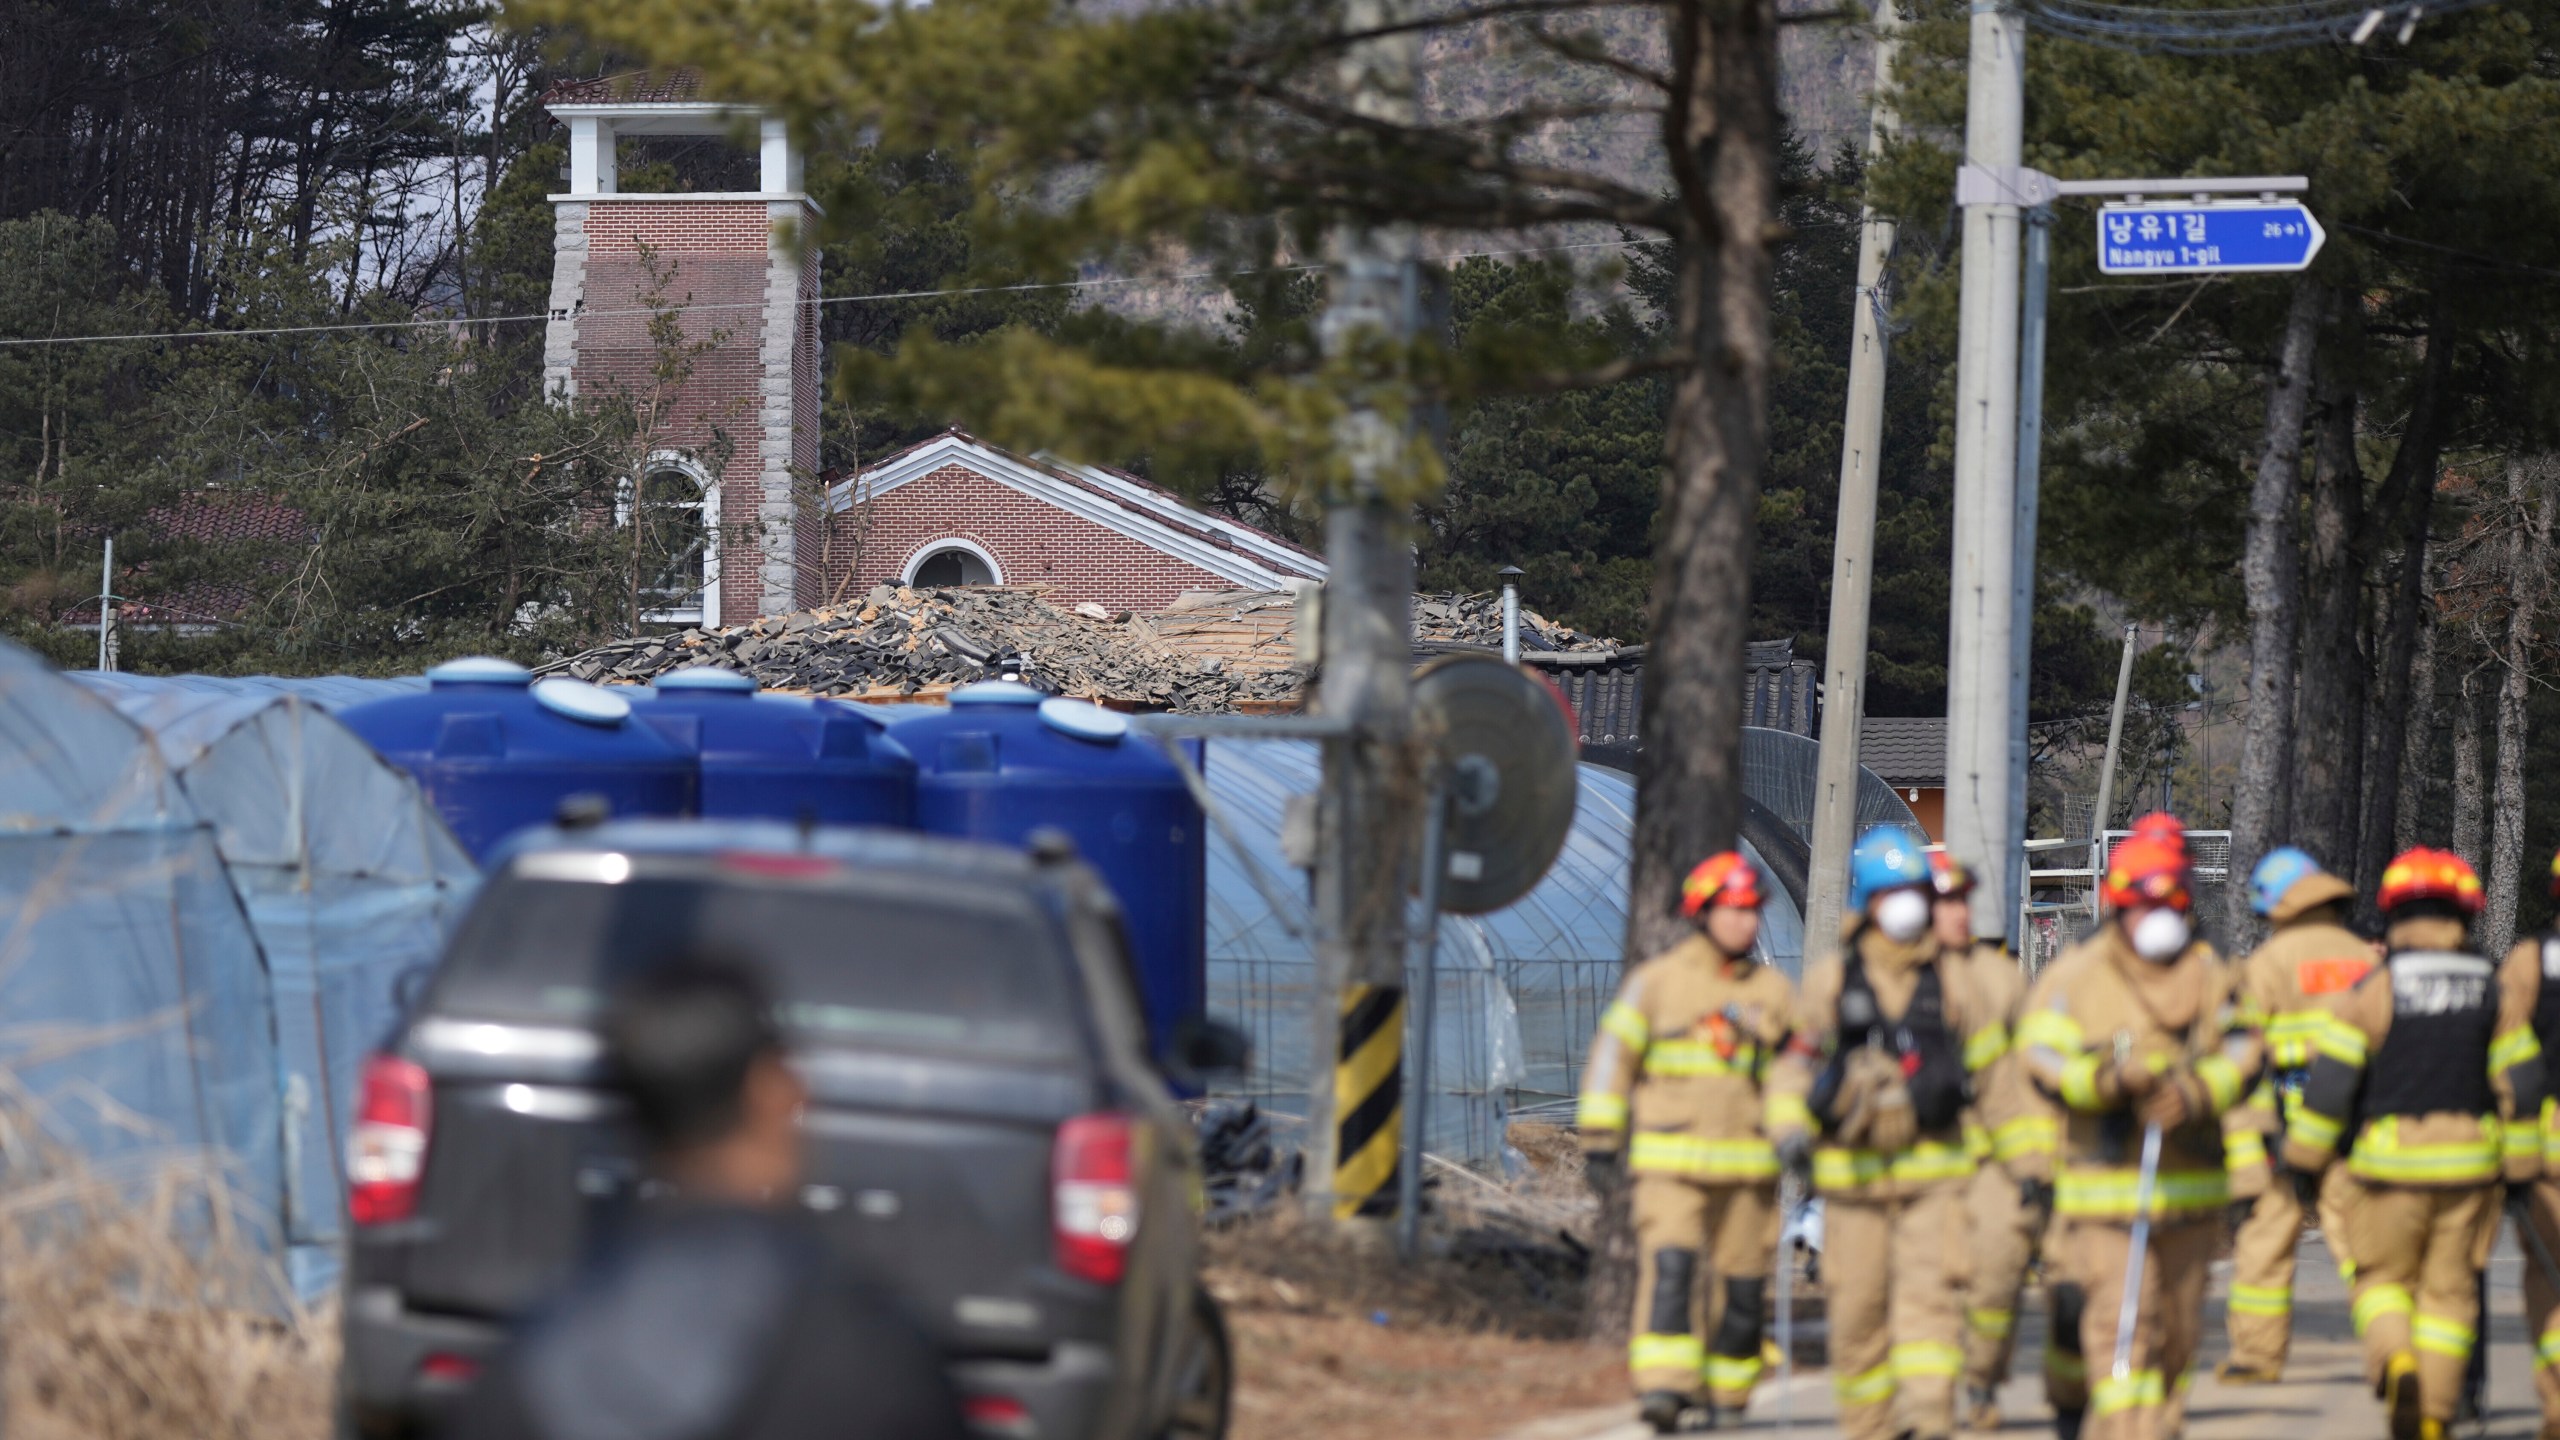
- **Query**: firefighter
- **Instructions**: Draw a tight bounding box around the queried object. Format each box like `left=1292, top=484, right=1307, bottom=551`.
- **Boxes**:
left=2280, top=847, right=2542, bottom=1440
left=1577, top=851, right=1799, bottom=1433
left=2016, top=815, right=2261, bottom=1440
left=2507, top=848, right=2560, bottom=1440
left=1941, top=852, right=2058, bottom=1432
left=1769, top=830, right=2008, bottom=1440
left=2216, top=847, right=2373, bottom=1384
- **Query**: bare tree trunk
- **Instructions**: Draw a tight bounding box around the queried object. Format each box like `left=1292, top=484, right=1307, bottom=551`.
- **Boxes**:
left=2358, top=302, right=2458, bottom=896
left=2483, top=460, right=2553, bottom=960
left=2293, top=353, right=2365, bottom=872
left=2228, top=280, right=2325, bottom=943
left=2453, top=669, right=2486, bottom=870
left=2397, top=603, right=2437, bottom=855
left=1600, top=0, right=1780, bottom=1345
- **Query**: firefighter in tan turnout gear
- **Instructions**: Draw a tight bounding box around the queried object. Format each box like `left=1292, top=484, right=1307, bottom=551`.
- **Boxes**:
left=2504, top=847, right=2560, bottom=1440
left=1937, top=851, right=2057, bottom=1433
left=2017, top=815, right=2262, bottom=1440
left=2284, top=847, right=2545, bottom=1440
left=1577, top=851, right=1798, bottom=1433
left=2216, top=846, right=2374, bottom=1383
left=1768, top=829, right=2008, bottom=1440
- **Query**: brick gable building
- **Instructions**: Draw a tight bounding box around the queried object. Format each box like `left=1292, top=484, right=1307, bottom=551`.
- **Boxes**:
left=540, top=77, right=1318, bottom=625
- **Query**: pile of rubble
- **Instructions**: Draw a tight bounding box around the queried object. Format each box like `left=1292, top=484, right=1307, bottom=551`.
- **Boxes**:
left=1411, top=592, right=1618, bottom=653
left=540, top=585, right=1302, bottom=712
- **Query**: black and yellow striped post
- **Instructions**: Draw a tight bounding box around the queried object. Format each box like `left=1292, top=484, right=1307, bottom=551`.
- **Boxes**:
left=1333, top=982, right=1406, bottom=1219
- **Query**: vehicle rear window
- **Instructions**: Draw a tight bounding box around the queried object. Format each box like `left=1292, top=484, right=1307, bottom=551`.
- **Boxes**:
left=433, top=866, right=1079, bottom=1059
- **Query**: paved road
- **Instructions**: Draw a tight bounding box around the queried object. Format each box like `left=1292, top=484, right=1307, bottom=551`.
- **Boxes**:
left=1509, top=1227, right=2551, bottom=1439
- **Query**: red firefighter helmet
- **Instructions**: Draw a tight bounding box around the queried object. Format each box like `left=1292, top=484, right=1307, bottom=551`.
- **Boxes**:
left=2378, top=847, right=2484, bottom=917
left=2103, top=832, right=2192, bottom=913
left=1680, top=851, right=1766, bottom=916
left=1928, top=851, right=1977, bottom=898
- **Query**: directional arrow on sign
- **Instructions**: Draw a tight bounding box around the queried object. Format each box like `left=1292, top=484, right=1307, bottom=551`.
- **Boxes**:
left=2095, top=201, right=2326, bottom=276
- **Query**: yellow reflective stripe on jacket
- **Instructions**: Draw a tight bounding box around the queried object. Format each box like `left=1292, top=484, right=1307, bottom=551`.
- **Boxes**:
left=2312, top=1013, right=2369, bottom=1066
left=1765, top=1091, right=1812, bottom=1136
left=2491, top=1026, right=2542, bottom=1077
left=2348, top=1116, right=2502, bottom=1186
left=2017, top=1008, right=2084, bottom=1054
left=2055, top=1166, right=2230, bottom=1219
left=2058, top=1052, right=2107, bottom=1111
left=1600, top=1000, right=1651, bottom=1053
left=1813, top=1140, right=1975, bottom=1192
left=1891, top=1341, right=1963, bottom=1379
left=2225, top=1129, right=2268, bottom=1173
left=2194, top=1053, right=2246, bottom=1113
left=2287, top=1107, right=2343, bottom=1154
left=1964, top=1023, right=2009, bottom=1073
left=1644, top=1037, right=1751, bottom=1078
left=2264, top=1010, right=2327, bottom=1069
left=2507, top=1119, right=2540, bottom=1164
left=1630, top=1132, right=1780, bottom=1180
left=2536, top=1324, right=2560, bottom=1371
left=1964, top=1121, right=1993, bottom=1160
left=1994, top=1113, right=2059, bottom=1162
left=1577, top=1091, right=1629, bottom=1131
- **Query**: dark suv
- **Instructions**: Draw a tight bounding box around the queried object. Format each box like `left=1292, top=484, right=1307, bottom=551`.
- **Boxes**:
left=339, top=819, right=1235, bottom=1440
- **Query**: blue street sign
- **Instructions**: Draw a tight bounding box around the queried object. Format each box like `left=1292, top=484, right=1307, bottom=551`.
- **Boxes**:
left=2095, top=202, right=2326, bottom=275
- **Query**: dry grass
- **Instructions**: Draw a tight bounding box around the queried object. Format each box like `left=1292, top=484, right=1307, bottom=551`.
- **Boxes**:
left=1205, top=1122, right=1623, bottom=1440
left=0, top=1148, right=331, bottom=1440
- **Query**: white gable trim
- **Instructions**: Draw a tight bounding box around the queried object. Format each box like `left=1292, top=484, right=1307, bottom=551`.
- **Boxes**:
left=824, top=435, right=1327, bottom=589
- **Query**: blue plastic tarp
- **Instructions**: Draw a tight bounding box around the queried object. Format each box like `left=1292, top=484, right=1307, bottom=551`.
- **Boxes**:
left=66, top=670, right=477, bottom=1296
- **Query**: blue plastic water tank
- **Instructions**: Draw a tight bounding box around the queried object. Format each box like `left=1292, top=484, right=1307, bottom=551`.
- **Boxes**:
left=336, top=657, right=697, bottom=861
left=631, top=667, right=917, bottom=828
left=888, top=682, right=1206, bottom=1062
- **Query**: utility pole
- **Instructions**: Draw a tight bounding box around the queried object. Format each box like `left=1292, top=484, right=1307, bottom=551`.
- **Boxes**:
left=2004, top=205, right=2052, bottom=949
left=1805, top=0, right=1904, bottom=948
left=1945, top=1, right=2027, bottom=941
left=1305, top=0, right=1420, bottom=1236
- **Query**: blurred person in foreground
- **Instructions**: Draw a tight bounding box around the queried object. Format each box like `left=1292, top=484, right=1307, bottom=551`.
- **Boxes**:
left=442, top=956, right=968, bottom=1440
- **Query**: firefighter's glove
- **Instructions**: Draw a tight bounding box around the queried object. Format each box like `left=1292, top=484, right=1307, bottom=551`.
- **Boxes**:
left=2508, top=1178, right=2536, bottom=1212
left=1868, top=1080, right=1918, bottom=1154
left=2137, top=1068, right=2204, bottom=1132
left=1827, top=1048, right=1890, bottom=1148
left=2110, top=1055, right=2163, bottom=1106
left=2288, top=1165, right=2320, bottom=1210
left=1775, top=1130, right=1813, bottom=1182
left=1583, top=1149, right=1624, bottom=1194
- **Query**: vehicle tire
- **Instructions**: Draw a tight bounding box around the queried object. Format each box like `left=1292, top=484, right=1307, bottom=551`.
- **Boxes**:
left=1160, top=1288, right=1232, bottom=1440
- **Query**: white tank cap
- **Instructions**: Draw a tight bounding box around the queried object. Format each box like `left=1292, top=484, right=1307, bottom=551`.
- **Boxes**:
left=531, top=677, right=632, bottom=726
left=1038, top=697, right=1128, bottom=743
left=655, top=667, right=758, bottom=694
left=950, top=680, right=1046, bottom=707
left=427, top=656, right=533, bottom=687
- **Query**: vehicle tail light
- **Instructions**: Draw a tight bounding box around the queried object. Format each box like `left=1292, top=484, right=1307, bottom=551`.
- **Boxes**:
left=717, top=851, right=843, bottom=880
left=417, top=1352, right=480, bottom=1385
left=1052, top=1113, right=1139, bottom=1284
left=348, top=1055, right=432, bottom=1225
left=963, top=1394, right=1034, bottom=1438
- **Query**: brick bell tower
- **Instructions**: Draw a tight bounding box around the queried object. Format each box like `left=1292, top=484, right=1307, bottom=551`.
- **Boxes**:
left=542, top=75, right=822, bottom=626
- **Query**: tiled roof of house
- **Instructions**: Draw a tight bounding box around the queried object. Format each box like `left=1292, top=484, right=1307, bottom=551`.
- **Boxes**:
left=1858, top=715, right=1947, bottom=786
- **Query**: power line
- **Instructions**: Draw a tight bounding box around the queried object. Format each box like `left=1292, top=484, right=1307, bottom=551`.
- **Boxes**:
left=0, top=235, right=1668, bottom=351
left=2025, top=0, right=2505, bottom=53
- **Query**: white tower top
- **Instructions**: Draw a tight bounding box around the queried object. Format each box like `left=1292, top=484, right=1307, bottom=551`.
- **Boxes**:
left=542, top=72, right=802, bottom=199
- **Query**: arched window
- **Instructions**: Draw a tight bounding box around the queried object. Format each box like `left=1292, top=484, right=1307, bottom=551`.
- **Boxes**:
left=627, top=455, right=719, bottom=626
left=903, top=540, right=1000, bottom=588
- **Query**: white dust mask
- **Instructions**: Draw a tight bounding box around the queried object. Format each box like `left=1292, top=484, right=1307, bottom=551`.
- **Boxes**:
left=2130, top=907, right=2192, bottom=962
left=1874, top=889, right=1930, bottom=944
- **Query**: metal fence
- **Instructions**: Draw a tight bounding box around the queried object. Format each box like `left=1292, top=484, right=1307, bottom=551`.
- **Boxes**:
left=2020, top=828, right=2234, bottom=972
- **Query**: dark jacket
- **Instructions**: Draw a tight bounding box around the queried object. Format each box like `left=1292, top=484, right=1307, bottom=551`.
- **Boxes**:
left=442, top=1201, right=968, bottom=1440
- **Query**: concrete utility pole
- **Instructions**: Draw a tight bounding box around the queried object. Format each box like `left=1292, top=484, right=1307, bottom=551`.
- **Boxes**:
left=2004, top=205, right=2052, bottom=948
left=1304, top=0, right=1420, bottom=1235
left=1805, top=0, right=1905, bottom=948
left=1944, top=0, right=2027, bottom=941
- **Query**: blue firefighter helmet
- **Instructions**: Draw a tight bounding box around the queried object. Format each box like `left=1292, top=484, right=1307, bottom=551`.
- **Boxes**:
left=2248, top=846, right=2321, bottom=918
left=1848, top=828, right=1931, bottom=912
